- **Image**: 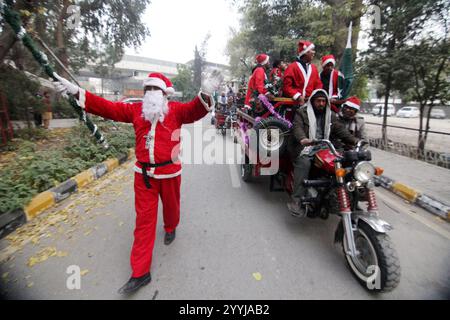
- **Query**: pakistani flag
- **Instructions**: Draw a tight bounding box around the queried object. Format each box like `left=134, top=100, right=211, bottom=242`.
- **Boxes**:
left=338, top=22, right=354, bottom=99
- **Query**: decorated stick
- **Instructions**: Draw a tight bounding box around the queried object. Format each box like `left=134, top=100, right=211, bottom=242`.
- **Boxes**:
left=1, top=0, right=109, bottom=148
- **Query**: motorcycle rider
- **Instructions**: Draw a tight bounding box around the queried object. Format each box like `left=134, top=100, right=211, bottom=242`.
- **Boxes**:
left=287, top=89, right=359, bottom=216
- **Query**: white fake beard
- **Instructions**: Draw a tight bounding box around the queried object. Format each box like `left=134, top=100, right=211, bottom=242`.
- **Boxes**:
left=142, top=90, right=169, bottom=123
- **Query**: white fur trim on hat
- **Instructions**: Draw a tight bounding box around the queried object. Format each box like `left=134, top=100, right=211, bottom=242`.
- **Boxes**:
left=293, top=92, right=301, bottom=100
left=322, top=58, right=336, bottom=67
left=343, top=100, right=360, bottom=111
left=143, top=77, right=167, bottom=91
left=165, top=87, right=175, bottom=95
left=298, top=43, right=315, bottom=57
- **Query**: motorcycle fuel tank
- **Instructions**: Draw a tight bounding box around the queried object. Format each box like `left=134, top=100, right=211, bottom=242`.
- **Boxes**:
left=314, top=149, right=337, bottom=174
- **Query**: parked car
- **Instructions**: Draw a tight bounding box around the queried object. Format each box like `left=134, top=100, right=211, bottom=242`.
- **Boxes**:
left=371, top=104, right=395, bottom=116
left=430, top=109, right=446, bottom=119
left=121, top=97, right=143, bottom=104
left=396, top=106, right=420, bottom=118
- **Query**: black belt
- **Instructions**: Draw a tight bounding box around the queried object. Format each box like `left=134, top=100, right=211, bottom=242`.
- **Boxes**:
left=139, top=160, right=173, bottom=189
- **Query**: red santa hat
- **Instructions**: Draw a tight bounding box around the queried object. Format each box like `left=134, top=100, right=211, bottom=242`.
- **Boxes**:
left=143, top=72, right=175, bottom=95
left=297, top=40, right=315, bottom=57
left=321, top=54, right=336, bottom=67
left=256, top=54, right=270, bottom=66
left=343, top=96, right=361, bottom=111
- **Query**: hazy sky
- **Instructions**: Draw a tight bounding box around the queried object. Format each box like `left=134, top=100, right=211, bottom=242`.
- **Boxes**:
left=125, top=0, right=241, bottom=65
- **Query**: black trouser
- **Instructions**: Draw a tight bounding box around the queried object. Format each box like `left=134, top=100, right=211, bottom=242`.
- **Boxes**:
left=291, top=153, right=312, bottom=203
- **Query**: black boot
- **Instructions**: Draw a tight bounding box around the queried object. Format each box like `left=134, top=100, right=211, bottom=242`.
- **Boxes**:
left=164, top=229, right=176, bottom=245
left=118, top=273, right=151, bottom=295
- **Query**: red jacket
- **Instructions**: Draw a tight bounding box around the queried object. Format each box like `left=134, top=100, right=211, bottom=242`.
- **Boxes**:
left=269, top=67, right=283, bottom=82
left=282, top=62, right=322, bottom=100
left=78, top=89, right=212, bottom=179
left=244, top=66, right=268, bottom=106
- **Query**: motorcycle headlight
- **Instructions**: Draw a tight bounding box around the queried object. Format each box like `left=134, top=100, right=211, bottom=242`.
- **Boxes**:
left=353, top=161, right=375, bottom=183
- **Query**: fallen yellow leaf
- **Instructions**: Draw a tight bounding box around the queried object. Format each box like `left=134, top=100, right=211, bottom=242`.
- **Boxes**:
left=252, top=272, right=262, bottom=281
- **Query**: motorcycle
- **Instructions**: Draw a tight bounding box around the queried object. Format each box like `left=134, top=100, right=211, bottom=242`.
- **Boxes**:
left=237, top=99, right=401, bottom=292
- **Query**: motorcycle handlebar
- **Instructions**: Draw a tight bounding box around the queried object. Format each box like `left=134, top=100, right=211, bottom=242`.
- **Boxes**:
left=311, top=139, right=341, bottom=157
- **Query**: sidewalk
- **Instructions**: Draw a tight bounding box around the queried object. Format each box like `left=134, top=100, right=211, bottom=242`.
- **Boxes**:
left=11, top=118, right=78, bottom=130
left=371, top=147, right=450, bottom=219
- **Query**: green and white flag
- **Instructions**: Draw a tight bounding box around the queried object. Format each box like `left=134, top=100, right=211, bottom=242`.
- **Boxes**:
left=338, top=22, right=354, bottom=99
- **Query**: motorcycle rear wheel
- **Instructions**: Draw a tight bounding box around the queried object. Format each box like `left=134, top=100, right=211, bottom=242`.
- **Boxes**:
left=342, top=222, right=401, bottom=292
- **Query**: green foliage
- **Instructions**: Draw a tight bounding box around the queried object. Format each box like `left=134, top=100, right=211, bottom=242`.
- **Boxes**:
left=0, top=122, right=134, bottom=214
left=52, top=97, right=77, bottom=119
left=0, top=65, right=44, bottom=121
left=226, top=0, right=364, bottom=79
left=172, top=64, right=197, bottom=102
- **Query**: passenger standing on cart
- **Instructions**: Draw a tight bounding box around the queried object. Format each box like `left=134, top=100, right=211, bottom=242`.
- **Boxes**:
left=286, top=89, right=359, bottom=217
left=282, top=40, right=323, bottom=105
left=320, top=54, right=345, bottom=113
left=244, top=54, right=275, bottom=113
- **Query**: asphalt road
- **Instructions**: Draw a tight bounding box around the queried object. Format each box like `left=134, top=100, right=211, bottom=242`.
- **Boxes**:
left=1, top=118, right=449, bottom=300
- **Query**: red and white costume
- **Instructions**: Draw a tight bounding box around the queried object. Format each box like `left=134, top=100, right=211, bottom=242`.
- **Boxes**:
left=282, top=40, right=323, bottom=101
left=320, top=55, right=345, bottom=113
left=77, top=73, right=214, bottom=277
left=244, top=53, right=269, bottom=107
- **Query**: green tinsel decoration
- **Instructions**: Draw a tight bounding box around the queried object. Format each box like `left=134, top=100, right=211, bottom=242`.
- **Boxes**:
left=1, top=0, right=108, bottom=148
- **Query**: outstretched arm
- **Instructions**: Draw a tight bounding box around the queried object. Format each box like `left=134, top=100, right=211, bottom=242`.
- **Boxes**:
left=175, top=92, right=215, bottom=125
left=53, top=73, right=134, bottom=123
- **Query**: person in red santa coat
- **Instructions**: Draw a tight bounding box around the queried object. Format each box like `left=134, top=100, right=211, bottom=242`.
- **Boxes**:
left=244, top=54, right=275, bottom=111
left=282, top=40, right=323, bottom=105
left=53, top=72, right=214, bottom=294
left=320, top=54, right=345, bottom=113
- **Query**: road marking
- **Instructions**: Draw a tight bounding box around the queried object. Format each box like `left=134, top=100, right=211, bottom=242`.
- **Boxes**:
left=377, top=190, right=450, bottom=241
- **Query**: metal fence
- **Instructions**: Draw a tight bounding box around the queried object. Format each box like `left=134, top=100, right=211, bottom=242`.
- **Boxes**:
left=366, top=122, right=450, bottom=169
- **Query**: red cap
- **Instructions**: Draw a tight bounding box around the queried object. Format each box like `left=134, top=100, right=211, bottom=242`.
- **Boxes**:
left=256, top=54, right=270, bottom=66
left=143, top=72, right=175, bottom=95
left=343, top=96, right=361, bottom=111
left=297, top=40, right=315, bottom=56
left=321, top=54, right=336, bottom=67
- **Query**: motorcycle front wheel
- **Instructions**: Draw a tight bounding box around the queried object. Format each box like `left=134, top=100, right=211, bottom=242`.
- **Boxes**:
left=342, top=222, right=401, bottom=292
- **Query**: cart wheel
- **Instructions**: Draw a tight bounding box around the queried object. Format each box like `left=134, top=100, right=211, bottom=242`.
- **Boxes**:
left=254, top=117, right=290, bottom=156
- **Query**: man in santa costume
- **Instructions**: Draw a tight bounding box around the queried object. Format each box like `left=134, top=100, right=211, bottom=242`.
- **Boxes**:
left=53, top=72, right=214, bottom=294
left=244, top=53, right=274, bottom=111
left=282, top=40, right=323, bottom=105
left=320, top=54, right=345, bottom=113
left=337, top=96, right=367, bottom=143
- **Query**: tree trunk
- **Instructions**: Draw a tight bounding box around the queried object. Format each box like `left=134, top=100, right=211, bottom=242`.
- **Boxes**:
left=326, top=0, right=364, bottom=60
left=55, top=0, right=71, bottom=77
left=381, top=73, right=391, bottom=147
left=0, top=26, right=17, bottom=63
left=417, top=103, right=426, bottom=159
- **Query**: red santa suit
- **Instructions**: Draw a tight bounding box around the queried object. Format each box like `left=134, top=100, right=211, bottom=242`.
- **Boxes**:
left=282, top=62, right=322, bottom=101
left=244, top=53, right=270, bottom=107
left=282, top=40, right=323, bottom=101
left=77, top=73, right=213, bottom=277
